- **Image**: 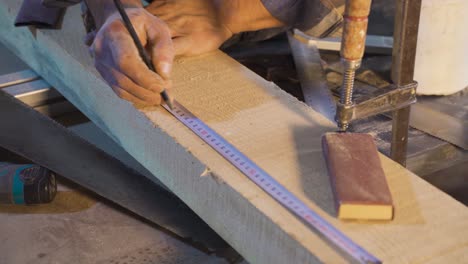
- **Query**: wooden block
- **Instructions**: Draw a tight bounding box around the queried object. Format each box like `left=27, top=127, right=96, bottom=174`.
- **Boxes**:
left=322, top=133, right=393, bottom=220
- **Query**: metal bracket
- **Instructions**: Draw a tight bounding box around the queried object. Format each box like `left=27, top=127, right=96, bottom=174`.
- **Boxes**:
left=336, top=81, right=418, bottom=125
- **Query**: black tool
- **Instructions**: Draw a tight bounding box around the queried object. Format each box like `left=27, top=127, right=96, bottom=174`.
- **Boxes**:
left=113, top=0, right=174, bottom=110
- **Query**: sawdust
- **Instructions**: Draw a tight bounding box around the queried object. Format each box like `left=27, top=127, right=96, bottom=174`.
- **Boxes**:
left=0, top=191, right=96, bottom=214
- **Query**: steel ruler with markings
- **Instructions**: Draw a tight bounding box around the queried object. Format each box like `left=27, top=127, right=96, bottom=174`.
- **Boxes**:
left=163, top=102, right=381, bottom=264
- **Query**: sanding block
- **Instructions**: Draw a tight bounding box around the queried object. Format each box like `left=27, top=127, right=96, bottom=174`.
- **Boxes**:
left=322, top=133, right=394, bottom=220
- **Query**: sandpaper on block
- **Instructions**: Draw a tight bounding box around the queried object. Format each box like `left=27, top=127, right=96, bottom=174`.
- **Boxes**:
left=322, top=133, right=394, bottom=220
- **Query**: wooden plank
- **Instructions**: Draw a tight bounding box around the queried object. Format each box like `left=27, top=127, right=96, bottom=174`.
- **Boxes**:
left=1, top=3, right=467, bottom=263
left=0, top=90, right=230, bottom=252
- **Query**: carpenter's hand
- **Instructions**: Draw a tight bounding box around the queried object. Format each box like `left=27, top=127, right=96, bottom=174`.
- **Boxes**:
left=145, top=0, right=233, bottom=56
left=91, top=8, right=174, bottom=106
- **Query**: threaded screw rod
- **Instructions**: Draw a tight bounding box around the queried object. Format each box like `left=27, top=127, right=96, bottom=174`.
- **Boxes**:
left=338, top=67, right=357, bottom=131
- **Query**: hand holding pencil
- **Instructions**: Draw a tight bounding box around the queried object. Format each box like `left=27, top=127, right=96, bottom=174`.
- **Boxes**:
left=89, top=0, right=174, bottom=108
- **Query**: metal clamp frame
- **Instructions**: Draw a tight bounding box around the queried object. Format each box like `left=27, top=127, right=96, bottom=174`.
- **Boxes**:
left=291, top=0, right=422, bottom=166
left=389, top=0, right=422, bottom=166
left=336, top=81, right=418, bottom=127
left=331, top=0, right=422, bottom=166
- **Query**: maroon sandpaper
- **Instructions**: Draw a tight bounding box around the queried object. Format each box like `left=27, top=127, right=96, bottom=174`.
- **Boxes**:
left=322, top=132, right=394, bottom=220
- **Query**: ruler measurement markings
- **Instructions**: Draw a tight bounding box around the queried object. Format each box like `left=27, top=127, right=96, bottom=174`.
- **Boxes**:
left=164, top=101, right=380, bottom=264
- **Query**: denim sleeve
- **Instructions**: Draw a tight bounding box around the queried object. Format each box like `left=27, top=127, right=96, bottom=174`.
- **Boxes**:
left=261, top=0, right=343, bottom=37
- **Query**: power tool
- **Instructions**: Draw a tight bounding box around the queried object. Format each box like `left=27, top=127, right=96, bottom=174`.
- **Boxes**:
left=0, top=162, right=57, bottom=205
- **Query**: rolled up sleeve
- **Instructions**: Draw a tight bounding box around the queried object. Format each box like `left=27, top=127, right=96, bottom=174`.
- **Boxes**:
left=261, top=0, right=343, bottom=37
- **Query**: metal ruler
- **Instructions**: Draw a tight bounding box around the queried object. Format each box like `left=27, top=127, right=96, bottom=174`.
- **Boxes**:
left=163, top=102, right=381, bottom=264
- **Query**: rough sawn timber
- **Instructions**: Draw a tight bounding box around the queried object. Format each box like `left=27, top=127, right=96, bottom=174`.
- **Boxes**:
left=0, top=3, right=467, bottom=263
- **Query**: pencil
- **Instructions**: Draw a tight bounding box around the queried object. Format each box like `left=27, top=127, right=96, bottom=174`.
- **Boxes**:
left=112, top=0, right=174, bottom=110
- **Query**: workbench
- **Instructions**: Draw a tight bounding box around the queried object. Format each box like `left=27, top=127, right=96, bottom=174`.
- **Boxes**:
left=0, top=1, right=467, bottom=263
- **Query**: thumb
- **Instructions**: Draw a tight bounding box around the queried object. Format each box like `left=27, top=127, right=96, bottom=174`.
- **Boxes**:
left=147, top=24, right=175, bottom=80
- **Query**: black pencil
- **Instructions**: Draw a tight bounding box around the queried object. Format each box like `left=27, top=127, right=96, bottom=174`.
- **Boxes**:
left=112, top=0, right=174, bottom=110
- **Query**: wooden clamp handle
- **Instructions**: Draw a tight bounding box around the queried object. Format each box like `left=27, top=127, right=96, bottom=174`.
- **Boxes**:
left=340, top=0, right=373, bottom=61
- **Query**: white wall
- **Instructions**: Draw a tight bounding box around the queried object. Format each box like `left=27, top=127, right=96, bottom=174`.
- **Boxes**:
left=415, top=0, right=468, bottom=95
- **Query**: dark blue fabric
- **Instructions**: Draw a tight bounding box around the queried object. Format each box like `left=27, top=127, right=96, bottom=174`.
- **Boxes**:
left=15, top=0, right=65, bottom=29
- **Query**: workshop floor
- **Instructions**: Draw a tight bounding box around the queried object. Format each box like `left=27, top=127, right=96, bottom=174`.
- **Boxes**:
left=0, top=180, right=228, bottom=264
